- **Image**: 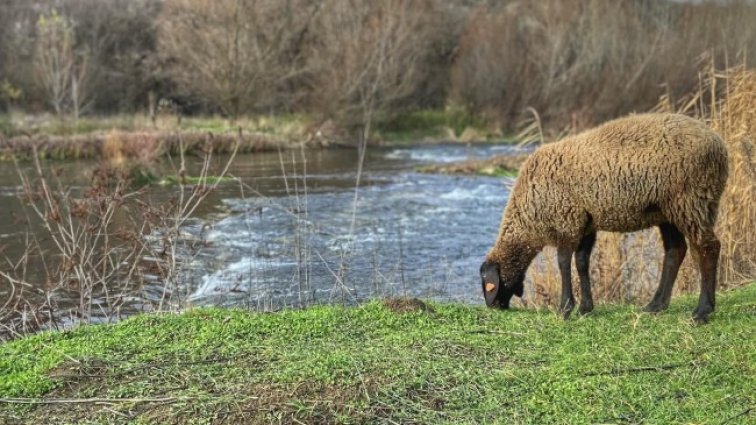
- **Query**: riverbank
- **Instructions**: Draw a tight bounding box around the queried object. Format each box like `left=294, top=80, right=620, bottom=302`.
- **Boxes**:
left=0, top=110, right=508, bottom=161
left=0, top=114, right=334, bottom=162
left=1, top=284, right=753, bottom=424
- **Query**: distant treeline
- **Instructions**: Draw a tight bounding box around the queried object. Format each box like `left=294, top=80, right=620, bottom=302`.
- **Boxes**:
left=0, top=0, right=754, bottom=130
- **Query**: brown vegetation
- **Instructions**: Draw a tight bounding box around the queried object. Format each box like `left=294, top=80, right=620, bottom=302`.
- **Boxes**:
left=451, top=0, right=756, bottom=130
left=0, top=129, right=314, bottom=161
left=382, top=297, right=433, bottom=314
left=158, top=0, right=319, bottom=120
left=0, top=140, right=237, bottom=339
left=680, top=66, right=756, bottom=289
left=2, top=0, right=754, bottom=132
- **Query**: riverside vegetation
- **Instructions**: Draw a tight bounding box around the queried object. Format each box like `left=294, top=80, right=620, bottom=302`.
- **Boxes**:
left=1, top=1, right=755, bottom=128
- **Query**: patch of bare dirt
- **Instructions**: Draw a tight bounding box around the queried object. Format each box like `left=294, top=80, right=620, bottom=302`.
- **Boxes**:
left=382, top=297, right=433, bottom=314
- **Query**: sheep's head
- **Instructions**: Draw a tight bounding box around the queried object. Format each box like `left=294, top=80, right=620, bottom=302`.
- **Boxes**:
left=480, top=260, right=523, bottom=309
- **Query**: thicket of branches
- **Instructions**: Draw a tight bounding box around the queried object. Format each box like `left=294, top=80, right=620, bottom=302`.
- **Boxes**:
left=1, top=0, right=754, bottom=130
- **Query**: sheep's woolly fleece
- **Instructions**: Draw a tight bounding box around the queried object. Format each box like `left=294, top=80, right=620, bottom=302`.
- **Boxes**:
left=488, top=113, right=728, bottom=264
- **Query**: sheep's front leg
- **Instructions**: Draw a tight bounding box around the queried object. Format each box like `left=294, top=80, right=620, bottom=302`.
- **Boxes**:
left=644, top=223, right=686, bottom=313
left=575, top=233, right=596, bottom=314
left=557, top=246, right=575, bottom=319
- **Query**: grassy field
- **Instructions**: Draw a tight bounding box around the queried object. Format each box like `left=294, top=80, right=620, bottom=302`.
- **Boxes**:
left=0, top=284, right=753, bottom=424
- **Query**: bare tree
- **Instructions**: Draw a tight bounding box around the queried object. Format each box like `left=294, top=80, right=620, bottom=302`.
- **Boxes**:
left=69, top=51, right=90, bottom=120
left=158, top=0, right=318, bottom=120
left=34, top=9, right=92, bottom=119
left=34, top=10, right=74, bottom=116
left=308, top=0, right=448, bottom=132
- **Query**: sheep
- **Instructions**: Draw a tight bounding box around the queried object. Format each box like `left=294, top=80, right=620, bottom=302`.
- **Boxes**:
left=479, top=113, right=728, bottom=323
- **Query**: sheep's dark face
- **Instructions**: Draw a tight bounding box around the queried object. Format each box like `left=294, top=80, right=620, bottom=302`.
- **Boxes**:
left=480, top=260, right=523, bottom=309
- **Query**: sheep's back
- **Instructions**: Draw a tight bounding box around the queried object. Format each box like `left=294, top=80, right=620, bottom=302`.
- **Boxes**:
left=514, top=113, right=727, bottom=239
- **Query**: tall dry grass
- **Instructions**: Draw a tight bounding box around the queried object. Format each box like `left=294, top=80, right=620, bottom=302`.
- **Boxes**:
left=688, top=66, right=756, bottom=287
left=451, top=0, right=756, bottom=132
left=522, top=66, right=756, bottom=310
left=0, top=129, right=300, bottom=162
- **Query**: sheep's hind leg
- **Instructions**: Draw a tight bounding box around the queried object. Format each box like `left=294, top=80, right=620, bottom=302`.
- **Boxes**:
left=690, top=236, right=720, bottom=324
left=557, top=246, right=575, bottom=319
left=643, top=223, right=687, bottom=313
left=575, top=233, right=596, bottom=314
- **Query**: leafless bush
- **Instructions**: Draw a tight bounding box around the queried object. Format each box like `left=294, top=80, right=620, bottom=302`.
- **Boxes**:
left=158, top=0, right=319, bottom=119
left=451, top=0, right=756, bottom=132
left=0, top=135, right=238, bottom=340
left=305, top=0, right=452, bottom=129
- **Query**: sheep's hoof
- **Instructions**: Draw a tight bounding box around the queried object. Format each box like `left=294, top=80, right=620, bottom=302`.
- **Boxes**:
left=560, top=302, right=574, bottom=320
left=642, top=302, right=668, bottom=313
left=578, top=302, right=594, bottom=315
left=692, top=306, right=713, bottom=325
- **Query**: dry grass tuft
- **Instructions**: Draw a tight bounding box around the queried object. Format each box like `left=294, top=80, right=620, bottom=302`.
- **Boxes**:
left=521, top=66, right=756, bottom=310
left=0, top=129, right=304, bottom=162
left=382, top=297, right=433, bottom=314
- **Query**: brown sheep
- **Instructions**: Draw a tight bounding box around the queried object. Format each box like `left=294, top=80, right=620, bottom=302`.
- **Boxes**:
left=480, top=113, right=728, bottom=323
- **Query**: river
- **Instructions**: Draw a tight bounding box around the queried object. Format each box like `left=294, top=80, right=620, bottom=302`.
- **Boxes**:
left=0, top=143, right=531, bottom=329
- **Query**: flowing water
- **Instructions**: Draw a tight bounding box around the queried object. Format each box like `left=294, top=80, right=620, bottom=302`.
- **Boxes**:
left=0, top=144, right=532, bottom=327
left=184, top=144, right=530, bottom=308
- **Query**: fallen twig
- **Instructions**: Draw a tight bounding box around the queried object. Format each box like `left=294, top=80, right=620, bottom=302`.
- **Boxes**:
left=583, top=361, right=705, bottom=377
left=720, top=406, right=753, bottom=424
left=0, top=396, right=195, bottom=405
left=467, top=329, right=527, bottom=336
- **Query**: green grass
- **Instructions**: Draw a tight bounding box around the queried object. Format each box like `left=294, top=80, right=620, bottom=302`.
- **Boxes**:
left=1, top=285, right=754, bottom=424
left=374, top=108, right=504, bottom=144
left=2, top=110, right=510, bottom=151
left=0, top=113, right=313, bottom=138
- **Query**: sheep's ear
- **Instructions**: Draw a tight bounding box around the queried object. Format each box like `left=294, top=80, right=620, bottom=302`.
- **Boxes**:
left=480, top=261, right=500, bottom=306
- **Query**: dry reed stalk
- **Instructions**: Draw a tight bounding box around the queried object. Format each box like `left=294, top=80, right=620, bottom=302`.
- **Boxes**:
left=699, top=67, right=756, bottom=287
left=652, top=66, right=756, bottom=292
